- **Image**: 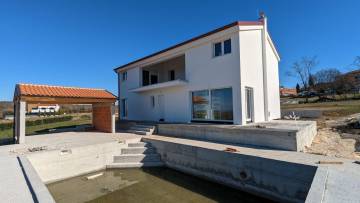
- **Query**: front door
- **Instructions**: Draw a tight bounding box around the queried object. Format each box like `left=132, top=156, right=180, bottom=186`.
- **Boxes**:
left=245, top=87, right=254, bottom=123
left=158, top=95, right=165, bottom=121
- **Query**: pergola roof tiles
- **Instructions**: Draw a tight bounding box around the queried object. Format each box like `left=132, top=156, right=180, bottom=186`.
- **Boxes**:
left=14, top=83, right=117, bottom=104
left=16, top=83, right=116, bottom=99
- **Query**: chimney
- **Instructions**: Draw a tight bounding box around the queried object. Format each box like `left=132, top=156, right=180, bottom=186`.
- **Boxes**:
left=259, top=11, right=269, bottom=121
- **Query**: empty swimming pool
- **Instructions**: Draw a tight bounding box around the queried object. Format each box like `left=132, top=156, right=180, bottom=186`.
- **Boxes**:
left=47, top=167, right=273, bottom=203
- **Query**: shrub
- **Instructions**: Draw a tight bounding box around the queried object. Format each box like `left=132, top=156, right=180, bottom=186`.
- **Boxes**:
left=0, top=115, right=74, bottom=131
left=80, top=114, right=91, bottom=120
left=0, top=122, right=13, bottom=131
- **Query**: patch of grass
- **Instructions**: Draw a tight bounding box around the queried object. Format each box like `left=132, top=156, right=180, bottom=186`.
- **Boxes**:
left=0, top=118, right=91, bottom=140
left=282, top=100, right=360, bottom=118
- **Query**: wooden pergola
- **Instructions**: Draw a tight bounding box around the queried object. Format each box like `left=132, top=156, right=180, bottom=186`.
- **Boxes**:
left=13, top=83, right=117, bottom=144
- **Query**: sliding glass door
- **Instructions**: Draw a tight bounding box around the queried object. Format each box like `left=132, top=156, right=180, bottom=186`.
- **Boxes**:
left=192, top=88, right=233, bottom=121
left=192, top=90, right=210, bottom=120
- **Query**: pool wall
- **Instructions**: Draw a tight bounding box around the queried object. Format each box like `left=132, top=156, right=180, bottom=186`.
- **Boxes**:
left=27, top=141, right=128, bottom=183
left=144, top=137, right=317, bottom=203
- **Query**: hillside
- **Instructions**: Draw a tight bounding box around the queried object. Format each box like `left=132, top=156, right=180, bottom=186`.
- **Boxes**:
left=0, top=101, right=14, bottom=118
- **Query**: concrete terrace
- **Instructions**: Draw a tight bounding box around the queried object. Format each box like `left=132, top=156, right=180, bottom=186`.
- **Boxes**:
left=0, top=132, right=142, bottom=156
left=1, top=130, right=359, bottom=202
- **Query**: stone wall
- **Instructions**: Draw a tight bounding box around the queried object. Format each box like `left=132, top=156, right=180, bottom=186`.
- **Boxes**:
left=92, top=104, right=112, bottom=133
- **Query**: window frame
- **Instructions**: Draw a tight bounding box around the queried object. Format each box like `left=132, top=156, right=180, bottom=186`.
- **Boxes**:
left=191, top=87, right=233, bottom=122
left=212, top=38, right=231, bottom=58
left=213, top=42, right=223, bottom=57
left=122, top=71, right=127, bottom=81
left=121, top=98, right=128, bottom=118
left=223, top=39, right=232, bottom=55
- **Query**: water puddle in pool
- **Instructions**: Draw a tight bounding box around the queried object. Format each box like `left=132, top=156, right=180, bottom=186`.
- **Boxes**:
left=47, top=167, right=273, bottom=203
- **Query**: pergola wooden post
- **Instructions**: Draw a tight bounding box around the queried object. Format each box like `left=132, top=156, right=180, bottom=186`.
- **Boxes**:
left=13, top=84, right=117, bottom=144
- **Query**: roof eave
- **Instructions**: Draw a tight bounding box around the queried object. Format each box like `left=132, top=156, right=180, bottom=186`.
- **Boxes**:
left=113, top=20, right=263, bottom=73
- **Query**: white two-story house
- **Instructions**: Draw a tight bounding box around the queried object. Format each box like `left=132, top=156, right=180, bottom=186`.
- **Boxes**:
left=114, top=15, right=280, bottom=125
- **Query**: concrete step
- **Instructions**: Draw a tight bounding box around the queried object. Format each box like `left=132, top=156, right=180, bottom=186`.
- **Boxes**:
left=121, top=147, right=156, bottom=155
left=130, top=126, right=152, bottom=132
left=128, top=142, right=150, bottom=148
left=106, top=162, right=164, bottom=169
left=135, top=124, right=156, bottom=128
left=127, top=130, right=148, bottom=135
left=113, top=154, right=161, bottom=163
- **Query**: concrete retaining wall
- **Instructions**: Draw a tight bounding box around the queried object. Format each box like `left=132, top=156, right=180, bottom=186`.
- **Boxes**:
left=157, top=121, right=317, bottom=151
left=144, top=138, right=317, bottom=202
left=27, top=142, right=126, bottom=183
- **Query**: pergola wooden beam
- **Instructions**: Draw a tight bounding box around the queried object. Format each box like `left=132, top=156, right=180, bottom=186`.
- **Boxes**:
left=20, top=96, right=116, bottom=104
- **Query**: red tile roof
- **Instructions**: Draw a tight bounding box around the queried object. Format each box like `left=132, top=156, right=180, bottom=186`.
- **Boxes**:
left=16, top=84, right=117, bottom=99
left=114, top=21, right=263, bottom=72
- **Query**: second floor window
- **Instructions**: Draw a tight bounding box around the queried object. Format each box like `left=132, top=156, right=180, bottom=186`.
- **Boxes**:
left=169, top=70, right=175, bottom=81
left=122, top=71, right=127, bottom=81
left=213, top=39, right=231, bottom=57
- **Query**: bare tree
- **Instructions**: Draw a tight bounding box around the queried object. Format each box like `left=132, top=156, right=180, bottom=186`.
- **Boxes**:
left=352, top=56, right=360, bottom=69
left=313, top=68, right=341, bottom=95
left=314, top=68, right=341, bottom=84
left=287, top=56, right=319, bottom=101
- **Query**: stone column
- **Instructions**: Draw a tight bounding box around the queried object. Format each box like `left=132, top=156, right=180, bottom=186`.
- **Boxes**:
left=15, top=101, right=26, bottom=144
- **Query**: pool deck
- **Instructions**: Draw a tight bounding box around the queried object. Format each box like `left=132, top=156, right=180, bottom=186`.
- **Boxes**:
left=0, top=131, right=142, bottom=156
left=0, top=132, right=142, bottom=203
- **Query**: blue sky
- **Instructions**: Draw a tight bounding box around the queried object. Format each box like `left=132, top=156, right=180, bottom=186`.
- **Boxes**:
left=1, top=0, right=360, bottom=100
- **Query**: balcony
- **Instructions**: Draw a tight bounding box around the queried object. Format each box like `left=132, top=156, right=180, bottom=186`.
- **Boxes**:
left=131, top=54, right=186, bottom=93
left=129, top=79, right=188, bottom=93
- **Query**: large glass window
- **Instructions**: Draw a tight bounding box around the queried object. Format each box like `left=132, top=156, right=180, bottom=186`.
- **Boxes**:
left=211, top=88, right=233, bottom=120
left=192, top=88, right=233, bottom=121
left=192, top=90, right=210, bottom=120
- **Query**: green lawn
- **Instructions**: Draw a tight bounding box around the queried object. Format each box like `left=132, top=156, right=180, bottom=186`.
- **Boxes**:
left=282, top=100, right=360, bottom=118
left=0, top=118, right=92, bottom=140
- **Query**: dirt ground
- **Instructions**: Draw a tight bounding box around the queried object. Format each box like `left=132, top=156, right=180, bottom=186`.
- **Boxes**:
left=304, top=113, right=360, bottom=160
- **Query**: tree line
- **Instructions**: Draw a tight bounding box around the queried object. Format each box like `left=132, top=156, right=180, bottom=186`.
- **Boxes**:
left=288, top=56, right=360, bottom=100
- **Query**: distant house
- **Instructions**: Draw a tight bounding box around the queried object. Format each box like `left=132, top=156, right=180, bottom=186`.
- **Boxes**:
left=280, top=87, right=297, bottom=97
left=114, top=14, right=281, bottom=125
left=27, top=104, right=60, bottom=114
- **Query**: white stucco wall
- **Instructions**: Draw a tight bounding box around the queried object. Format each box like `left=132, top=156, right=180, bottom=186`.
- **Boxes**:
left=239, top=29, right=265, bottom=124
left=118, top=24, right=280, bottom=125
left=185, top=32, right=242, bottom=124
left=266, top=38, right=281, bottom=120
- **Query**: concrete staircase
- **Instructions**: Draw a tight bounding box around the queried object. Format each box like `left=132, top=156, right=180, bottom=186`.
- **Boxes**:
left=126, top=124, right=156, bottom=135
left=107, top=141, right=163, bottom=168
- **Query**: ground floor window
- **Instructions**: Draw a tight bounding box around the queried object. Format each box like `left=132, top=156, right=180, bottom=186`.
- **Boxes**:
left=121, top=98, right=128, bottom=118
left=245, top=87, right=254, bottom=123
left=192, top=87, right=233, bottom=121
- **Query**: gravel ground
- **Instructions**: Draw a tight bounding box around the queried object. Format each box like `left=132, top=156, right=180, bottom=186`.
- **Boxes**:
left=305, top=113, right=360, bottom=160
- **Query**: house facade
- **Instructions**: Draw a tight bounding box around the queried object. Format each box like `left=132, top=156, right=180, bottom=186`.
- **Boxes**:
left=115, top=15, right=280, bottom=125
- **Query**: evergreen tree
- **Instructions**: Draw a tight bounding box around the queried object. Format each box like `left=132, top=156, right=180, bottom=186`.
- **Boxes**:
left=296, top=83, right=301, bottom=93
